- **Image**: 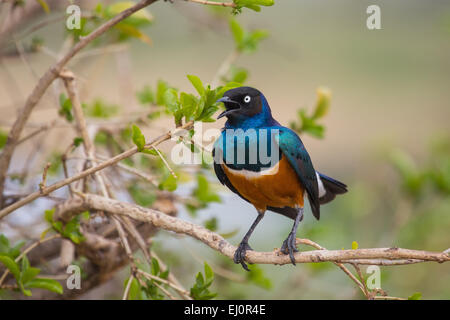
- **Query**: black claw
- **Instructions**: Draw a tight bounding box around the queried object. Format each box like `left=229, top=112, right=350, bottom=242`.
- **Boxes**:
left=280, top=232, right=299, bottom=265
left=234, top=242, right=253, bottom=271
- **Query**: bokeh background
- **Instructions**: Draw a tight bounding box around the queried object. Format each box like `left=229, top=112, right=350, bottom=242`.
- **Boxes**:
left=0, top=0, right=449, bottom=299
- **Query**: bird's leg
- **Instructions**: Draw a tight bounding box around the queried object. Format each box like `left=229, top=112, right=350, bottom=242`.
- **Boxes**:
left=280, top=207, right=304, bottom=265
left=234, top=210, right=265, bottom=271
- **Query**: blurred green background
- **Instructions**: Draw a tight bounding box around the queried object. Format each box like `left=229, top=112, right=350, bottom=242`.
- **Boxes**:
left=1, top=0, right=449, bottom=299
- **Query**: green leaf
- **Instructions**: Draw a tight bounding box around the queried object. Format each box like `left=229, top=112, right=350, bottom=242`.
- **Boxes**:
left=44, top=208, right=55, bottom=224
left=21, top=254, right=30, bottom=272
left=163, top=88, right=180, bottom=113
left=242, top=30, right=269, bottom=52
left=156, top=80, right=169, bottom=106
left=40, top=228, right=51, bottom=240
left=115, top=23, right=152, bottom=44
left=198, top=105, right=219, bottom=122
left=36, top=0, right=50, bottom=13
left=229, top=67, right=248, bottom=84
left=128, top=184, right=156, bottom=207
left=193, top=174, right=221, bottom=203
left=246, top=264, right=272, bottom=289
left=235, top=0, right=274, bottom=7
left=20, top=287, right=32, bottom=296
left=219, top=228, right=239, bottom=239
left=190, top=262, right=217, bottom=300
left=160, top=269, right=169, bottom=280
left=204, top=217, right=218, bottom=232
left=233, top=0, right=275, bottom=12
left=73, top=137, right=84, bottom=147
left=151, top=257, right=160, bottom=276
left=84, top=99, right=118, bottom=119
left=312, top=87, right=331, bottom=119
left=158, top=174, right=177, bottom=192
left=204, top=262, right=214, bottom=285
left=0, top=234, right=9, bottom=253
left=104, top=1, right=153, bottom=26
left=0, top=235, right=23, bottom=259
left=137, top=85, right=155, bottom=105
left=0, top=130, right=7, bottom=150
left=132, top=124, right=146, bottom=152
left=180, top=92, right=197, bottom=121
left=187, top=75, right=205, bottom=96
left=290, top=95, right=328, bottom=139
left=142, top=148, right=159, bottom=156
left=243, top=4, right=261, bottom=12
left=195, top=272, right=204, bottom=288
left=408, top=292, right=422, bottom=300
left=26, top=278, right=63, bottom=295
left=21, top=266, right=41, bottom=285
left=52, top=221, right=63, bottom=233
left=351, top=241, right=358, bottom=250
left=0, top=255, right=20, bottom=281
left=389, top=150, right=425, bottom=197
left=58, top=93, right=73, bottom=122
left=229, top=19, right=244, bottom=46
left=125, top=277, right=141, bottom=300
left=81, top=211, right=90, bottom=221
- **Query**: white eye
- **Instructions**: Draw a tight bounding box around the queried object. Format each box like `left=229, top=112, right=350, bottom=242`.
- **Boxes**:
left=244, top=95, right=251, bottom=103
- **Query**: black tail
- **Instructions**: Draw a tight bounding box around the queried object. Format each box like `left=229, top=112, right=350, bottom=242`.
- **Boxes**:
left=317, top=172, right=348, bottom=205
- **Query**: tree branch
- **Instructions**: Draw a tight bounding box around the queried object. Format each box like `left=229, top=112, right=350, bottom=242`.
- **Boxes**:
left=186, top=0, right=236, bottom=8
left=0, top=0, right=159, bottom=206
left=54, top=193, right=450, bottom=266
left=0, top=121, right=194, bottom=219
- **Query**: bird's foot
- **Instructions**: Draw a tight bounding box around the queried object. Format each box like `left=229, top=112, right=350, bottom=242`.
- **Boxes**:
left=280, top=232, right=299, bottom=265
left=234, top=241, right=253, bottom=271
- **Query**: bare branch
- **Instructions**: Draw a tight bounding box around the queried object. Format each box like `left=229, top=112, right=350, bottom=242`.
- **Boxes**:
left=122, top=275, right=134, bottom=300
left=0, top=121, right=194, bottom=219
left=186, top=0, right=236, bottom=8
left=0, top=0, right=159, bottom=206
left=54, top=194, right=450, bottom=266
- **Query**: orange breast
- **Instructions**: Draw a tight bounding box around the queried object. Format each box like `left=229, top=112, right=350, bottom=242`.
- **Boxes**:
left=222, top=156, right=304, bottom=212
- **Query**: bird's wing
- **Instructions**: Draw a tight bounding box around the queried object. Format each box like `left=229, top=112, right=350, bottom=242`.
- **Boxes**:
left=277, top=127, right=321, bottom=220
left=212, top=141, right=250, bottom=203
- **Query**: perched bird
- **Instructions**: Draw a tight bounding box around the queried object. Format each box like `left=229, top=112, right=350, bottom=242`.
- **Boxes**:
left=212, top=87, right=347, bottom=270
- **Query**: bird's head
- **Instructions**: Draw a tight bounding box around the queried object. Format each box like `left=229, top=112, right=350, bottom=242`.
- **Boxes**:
left=216, top=87, right=271, bottom=125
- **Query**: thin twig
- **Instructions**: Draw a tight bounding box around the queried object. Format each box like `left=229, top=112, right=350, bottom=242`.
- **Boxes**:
left=211, top=49, right=240, bottom=88
left=16, top=120, right=58, bottom=146
left=0, top=121, right=195, bottom=219
left=38, top=162, right=51, bottom=194
left=373, top=296, right=407, bottom=300
left=150, top=251, right=191, bottom=300
left=137, top=269, right=192, bottom=299
left=122, top=275, right=134, bottom=300
left=296, top=238, right=366, bottom=294
left=186, top=0, right=236, bottom=8
left=153, top=147, right=177, bottom=179
left=0, top=0, right=159, bottom=206
left=351, top=263, right=370, bottom=299
left=153, top=280, right=178, bottom=300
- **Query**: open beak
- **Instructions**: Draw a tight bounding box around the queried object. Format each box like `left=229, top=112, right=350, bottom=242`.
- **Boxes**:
left=216, top=96, right=240, bottom=119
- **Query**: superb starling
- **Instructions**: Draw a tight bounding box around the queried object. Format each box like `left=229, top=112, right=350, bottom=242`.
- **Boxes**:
left=212, top=87, right=347, bottom=270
